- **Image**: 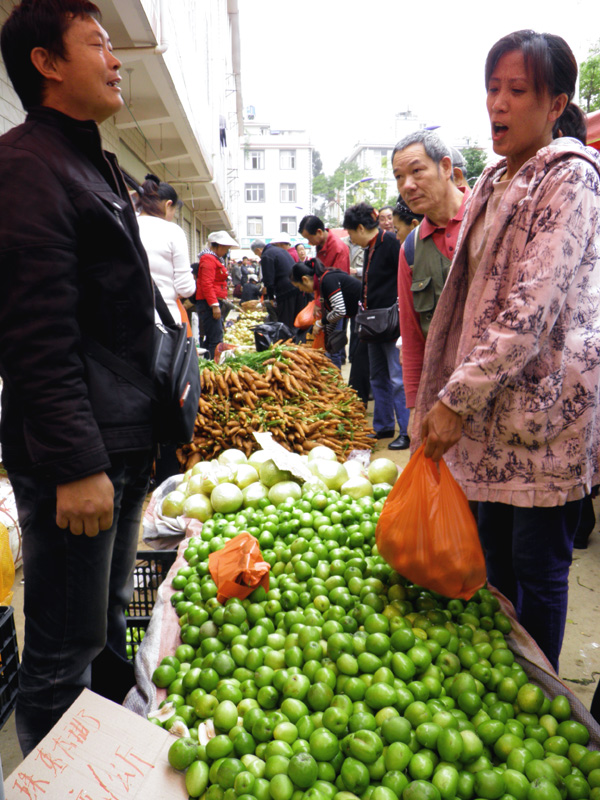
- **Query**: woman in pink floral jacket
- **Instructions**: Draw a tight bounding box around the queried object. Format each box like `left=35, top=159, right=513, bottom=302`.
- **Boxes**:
left=416, top=30, right=600, bottom=671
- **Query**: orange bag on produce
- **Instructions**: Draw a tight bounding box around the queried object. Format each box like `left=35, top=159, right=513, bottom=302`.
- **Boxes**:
left=208, top=532, right=270, bottom=603
left=375, top=444, right=486, bottom=600
left=294, top=300, right=319, bottom=330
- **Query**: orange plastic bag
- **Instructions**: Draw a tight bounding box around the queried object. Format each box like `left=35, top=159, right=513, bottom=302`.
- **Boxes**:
left=0, top=521, right=15, bottom=605
left=294, top=300, right=319, bottom=330
left=375, top=444, right=486, bottom=600
left=208, top=532, right=270, bottom=603
left=311, top=328, right=325, bottom=349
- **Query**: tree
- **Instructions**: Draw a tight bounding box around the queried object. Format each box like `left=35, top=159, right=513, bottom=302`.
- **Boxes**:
left=312, top=159, right=373, bottom=225
left=462, top=145, right=488, bottom=186
left=580, top=40, right=600, bottom=113
left=312, top=149, right=323, bottom=178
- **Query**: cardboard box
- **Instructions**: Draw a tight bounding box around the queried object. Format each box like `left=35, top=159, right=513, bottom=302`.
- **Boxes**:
left=4, top=688, right=186, bottom=799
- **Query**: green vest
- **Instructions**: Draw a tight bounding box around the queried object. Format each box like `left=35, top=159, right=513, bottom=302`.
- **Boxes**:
left=410, top=228, right=452, bottom=339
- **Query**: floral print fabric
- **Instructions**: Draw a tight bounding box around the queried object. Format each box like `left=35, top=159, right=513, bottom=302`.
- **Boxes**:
left=414, top=138, right=600, bottom=507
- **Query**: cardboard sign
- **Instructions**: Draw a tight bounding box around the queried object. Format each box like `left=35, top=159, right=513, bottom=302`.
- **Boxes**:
left=4, top=689, right=186, bottom=799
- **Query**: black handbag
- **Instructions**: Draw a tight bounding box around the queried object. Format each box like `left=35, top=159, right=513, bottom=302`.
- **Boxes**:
left=325, top=328, right=348, bottom=354
left=84, top=287, right=201, bottom=445
left=355, top=303, right=400, bottom=343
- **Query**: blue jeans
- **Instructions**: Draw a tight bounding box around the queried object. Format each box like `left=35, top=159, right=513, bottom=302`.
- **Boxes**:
left=10, top=450, right=153, bottom=755
left=196, top=299, right=223, bottom=359
left=478, top=500, right=583, bottom=672
left=367, top=340, right=409, bottom=435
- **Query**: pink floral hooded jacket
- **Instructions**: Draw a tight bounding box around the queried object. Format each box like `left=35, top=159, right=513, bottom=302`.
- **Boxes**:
left=414, top=138, right=600, bottom=507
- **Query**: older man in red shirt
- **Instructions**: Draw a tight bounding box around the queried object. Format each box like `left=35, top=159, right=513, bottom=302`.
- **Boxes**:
left=299, top=215, right=350, bottom=272
left=393, top=131, right=470, bottom=415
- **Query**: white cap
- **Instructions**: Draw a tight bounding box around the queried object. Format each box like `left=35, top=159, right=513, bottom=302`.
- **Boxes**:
left=271, top=232, right=292, bottom=245
left=207, top=230, right=238, bottom=247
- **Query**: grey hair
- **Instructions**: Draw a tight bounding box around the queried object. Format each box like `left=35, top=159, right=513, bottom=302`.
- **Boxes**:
left=250, top=239, right=266, bottom=252
left=450, top=147, right=466, bottom=170
left=392, top=130, right=452, bottom=166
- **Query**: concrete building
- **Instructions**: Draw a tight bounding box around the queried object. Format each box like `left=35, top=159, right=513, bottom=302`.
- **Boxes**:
left=237, top=119, right=313, bottom=250
left=343, top=111, right=425, bottom=208
left=0, top=0, right=243, bottom=261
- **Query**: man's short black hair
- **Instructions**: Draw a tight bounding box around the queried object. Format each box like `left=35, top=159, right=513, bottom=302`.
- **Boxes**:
left=1, top=0, right=101, bottom=110
left=299, top=215, right=325, bottom=236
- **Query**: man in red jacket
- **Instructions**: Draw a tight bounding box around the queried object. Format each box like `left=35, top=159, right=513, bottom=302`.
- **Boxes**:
left=299, top=215, right=350, bottom=273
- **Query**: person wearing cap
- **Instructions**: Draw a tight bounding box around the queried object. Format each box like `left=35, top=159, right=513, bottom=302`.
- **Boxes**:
left=196, top=230, right=238, bottom=358
left=250, top=235, right=307, bottom=333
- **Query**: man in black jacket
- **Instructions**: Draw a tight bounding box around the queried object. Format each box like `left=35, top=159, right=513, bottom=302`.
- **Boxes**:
left=0, top=0, right=156, bottom=754
left=250, top=235, right=307, bottom=333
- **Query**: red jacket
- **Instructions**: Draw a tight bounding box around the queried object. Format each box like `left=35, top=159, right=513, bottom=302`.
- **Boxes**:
left=317, top=230, right=350, bottom=273
left=196, top=251, right=228, bottom=305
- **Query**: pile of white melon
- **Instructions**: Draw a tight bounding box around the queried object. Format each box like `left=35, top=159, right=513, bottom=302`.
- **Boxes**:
left=161, top=446, right=399, bottom=521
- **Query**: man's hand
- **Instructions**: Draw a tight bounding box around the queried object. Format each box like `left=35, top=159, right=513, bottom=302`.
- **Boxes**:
left=56, top=472, right=114, bottom=537
left=422, top=400, right=463, bottom=462
left=212, top=304, right=222, bottom=320
left=407, top=408, right=414, bottom=439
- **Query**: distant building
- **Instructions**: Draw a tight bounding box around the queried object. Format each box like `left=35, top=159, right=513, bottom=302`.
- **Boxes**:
left=238, top=120, right=313, bottom=250
left=343, top=112, right=426, bottom=208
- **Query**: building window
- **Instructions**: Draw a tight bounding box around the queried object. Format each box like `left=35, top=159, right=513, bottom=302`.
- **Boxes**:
left=245, top=183, right=265, bottom=202
left=280, top=217, right=297, bottom=235
left=280, top=183, right=296, bottom=203
left=245, top=150, right=264, bottom=169
left=247, top=217, right=263, bottom=236
left=280, top=150, right=296, bottom=169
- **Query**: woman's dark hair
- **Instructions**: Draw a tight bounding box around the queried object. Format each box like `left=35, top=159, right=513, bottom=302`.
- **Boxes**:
left=1, top=0, right=101, bottom=110
left=342, top=202, right=379, bottom=232
left=557, top=103, right=588, bottom=145
left=291, top=261, right=315, bottom=283
left=136, top=173, right=180, bottom=218
left=393, top=199, right=423, bottom=226
left=485, top=29, right=581, bottom=139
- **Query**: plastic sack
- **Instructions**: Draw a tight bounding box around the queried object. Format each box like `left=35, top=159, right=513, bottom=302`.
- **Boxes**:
left=208, top=532, right=270, bottom=603
left=0, top=521, right=15, bottom=605
left=312, top=328, right=325, bottom=349
left=375, top=444, right=486, bottom=600
left=254, top=322, right=293, bottom=352
left=294, top=300, right=319, bottom=331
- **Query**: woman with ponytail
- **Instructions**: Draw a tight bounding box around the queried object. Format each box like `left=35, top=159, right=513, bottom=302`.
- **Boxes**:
left=136, top=173, right=195, bottom=325
left=415, top=30, right=600, bottom=672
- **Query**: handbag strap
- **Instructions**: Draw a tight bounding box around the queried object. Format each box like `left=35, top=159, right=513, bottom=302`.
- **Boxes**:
left=81, top=281, right=179, bottom=401
left=82, top=337, right=158, bottom=400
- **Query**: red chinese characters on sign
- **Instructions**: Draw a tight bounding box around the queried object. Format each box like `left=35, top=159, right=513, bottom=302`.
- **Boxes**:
left=12, top=705, right=155, bottom=800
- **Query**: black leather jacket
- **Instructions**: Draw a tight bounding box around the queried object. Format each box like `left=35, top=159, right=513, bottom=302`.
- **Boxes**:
left=0, top=107, right=155, bottom=482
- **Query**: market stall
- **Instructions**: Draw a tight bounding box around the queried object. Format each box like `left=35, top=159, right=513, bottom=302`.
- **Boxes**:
left=121, top=420, right=600, bottom=800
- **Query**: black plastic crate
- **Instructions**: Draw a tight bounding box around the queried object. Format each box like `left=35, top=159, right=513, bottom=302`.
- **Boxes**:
left=0, top=606, right=19, bottom=729
left=128, top=549, right=177, bottom=618
left=125, top=616, right=150, bottom=662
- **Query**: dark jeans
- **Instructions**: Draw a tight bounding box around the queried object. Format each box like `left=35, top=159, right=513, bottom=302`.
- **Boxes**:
left=10, top=450, right=153, bottom=755
left=478, top=499, right=583, bottom=672
left=196, top=298, right=224, bottom=359
left=367, top=339, right=409, bottom=435
left=275, top=289, right=307, bottom=337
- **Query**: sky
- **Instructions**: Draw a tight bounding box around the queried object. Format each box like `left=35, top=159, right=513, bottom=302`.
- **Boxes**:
left=238, top=0, right=599, bottom=173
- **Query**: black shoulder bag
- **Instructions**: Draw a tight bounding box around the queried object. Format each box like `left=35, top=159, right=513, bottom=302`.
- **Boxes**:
left=84, top=287, right=201, bottom=446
